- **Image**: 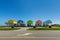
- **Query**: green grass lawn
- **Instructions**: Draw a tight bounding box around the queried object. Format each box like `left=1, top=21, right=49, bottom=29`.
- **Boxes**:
left=0, top=27, right=20, bottom=30
left=28, top=27, right=60, bottom=30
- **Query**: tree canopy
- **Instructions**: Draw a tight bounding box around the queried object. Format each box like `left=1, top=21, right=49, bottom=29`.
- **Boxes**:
left=36, top=20, right=42, bottom=24
left=46, top=20, right=52, bottom=24
left=27, top=20, right=33, bottom=24
left=18, top=20, right=24, bottom=24
left=6, top=20, right=17, bottom=24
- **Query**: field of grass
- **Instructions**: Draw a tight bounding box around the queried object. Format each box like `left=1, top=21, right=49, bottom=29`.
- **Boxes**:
left=28, top=27, right=60, bottom=30
left=0, top=27, right=20, bottom=30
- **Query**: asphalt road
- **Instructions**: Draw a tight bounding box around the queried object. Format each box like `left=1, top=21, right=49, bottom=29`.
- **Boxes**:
left=0, top=27, right=60, bottom=37
left=0, top=27, right=60, bottom=40
left=0, top=38, right=60, bottom=40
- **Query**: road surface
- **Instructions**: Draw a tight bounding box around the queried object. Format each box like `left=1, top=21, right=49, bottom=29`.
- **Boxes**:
left=0, top=38, right=60, bottom=40
left=0, top=27, right=60, bottom=40
left=0, top=27, right=60, bottom=37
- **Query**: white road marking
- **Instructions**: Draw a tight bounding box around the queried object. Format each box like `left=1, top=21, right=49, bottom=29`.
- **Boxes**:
left=23, top=33, right=32, bottom=36
left=17, top=33, right=32, bottom=36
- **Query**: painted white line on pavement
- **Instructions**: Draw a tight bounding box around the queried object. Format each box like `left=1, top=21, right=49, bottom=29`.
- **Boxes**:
left=17, top=33, right=32, bottom=36
left=23, top=33, right=32, bottom=36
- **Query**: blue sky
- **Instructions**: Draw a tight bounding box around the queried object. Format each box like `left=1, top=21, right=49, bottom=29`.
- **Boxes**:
left=0, top=0, right=60, bottom=25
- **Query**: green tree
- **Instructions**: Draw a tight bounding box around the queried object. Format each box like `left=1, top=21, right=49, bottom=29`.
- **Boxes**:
left=27, top=20, right=33, bottom=27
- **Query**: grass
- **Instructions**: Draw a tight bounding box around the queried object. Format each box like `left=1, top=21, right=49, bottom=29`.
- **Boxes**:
left=28, top=27, right=60, bottom=30
left=0, top=27, right=20, bottom=30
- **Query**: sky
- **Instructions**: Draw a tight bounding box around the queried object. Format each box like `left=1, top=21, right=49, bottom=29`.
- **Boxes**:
left=0, top=0, right=60, bottom=25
